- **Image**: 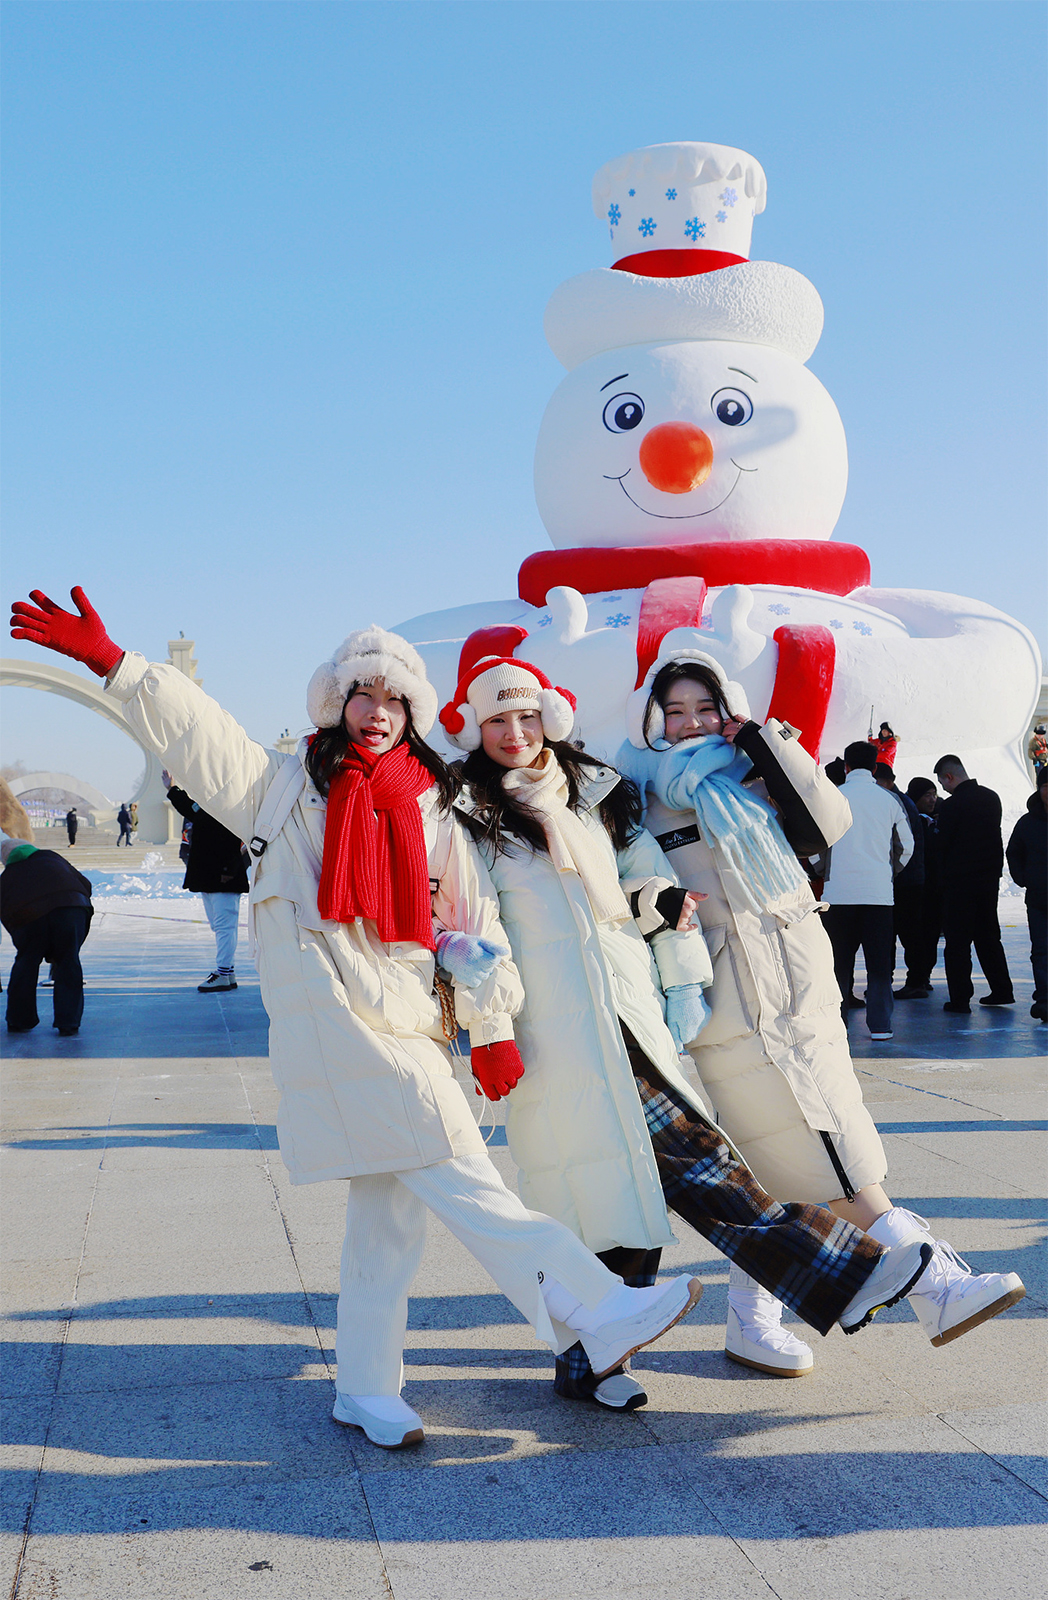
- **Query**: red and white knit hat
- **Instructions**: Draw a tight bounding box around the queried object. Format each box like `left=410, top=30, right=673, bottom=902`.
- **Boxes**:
left=438, top=627, right=576, bottom=752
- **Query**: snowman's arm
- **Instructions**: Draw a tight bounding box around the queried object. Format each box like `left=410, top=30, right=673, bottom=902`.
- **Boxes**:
left=734, top=718, right=852, bottom=857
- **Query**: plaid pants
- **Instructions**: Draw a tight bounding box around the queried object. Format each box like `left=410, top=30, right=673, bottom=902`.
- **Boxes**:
left=555, top=1031, right=883, bottom=1397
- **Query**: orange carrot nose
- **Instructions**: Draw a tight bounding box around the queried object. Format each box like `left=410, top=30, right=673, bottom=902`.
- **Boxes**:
left=638, top=421, right=714, bottom=493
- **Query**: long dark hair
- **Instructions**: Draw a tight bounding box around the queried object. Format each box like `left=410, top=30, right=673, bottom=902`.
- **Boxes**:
left=305, top=690, right=459, bottom=812
left=643, top=661, right=736, bottom=749
left=459, top=739, right=642, bottom=859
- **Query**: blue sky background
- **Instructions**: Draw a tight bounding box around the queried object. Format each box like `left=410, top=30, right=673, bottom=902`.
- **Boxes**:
left=3, top=0, right=1045, bottom=798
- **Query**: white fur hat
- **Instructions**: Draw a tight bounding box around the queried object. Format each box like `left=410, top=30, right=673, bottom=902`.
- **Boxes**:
left=625, top=639, right=749, bottom=748
left=306, top=625, right=438, bottom=736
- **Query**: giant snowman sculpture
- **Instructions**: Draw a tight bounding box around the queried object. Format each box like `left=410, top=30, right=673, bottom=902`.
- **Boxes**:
left=395, top=142, right=1040, bottom=811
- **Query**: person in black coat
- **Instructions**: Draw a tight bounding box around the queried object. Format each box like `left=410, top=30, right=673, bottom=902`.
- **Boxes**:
left=1006, top=770, right=1047, bottom=1022
left=1, top=840, right=93, bottom=1034
left=164, top=773, right=249, bottom=993
left=933, top=755, right=1013, bottom=1011
left=896, top=777, right=942, bottom=997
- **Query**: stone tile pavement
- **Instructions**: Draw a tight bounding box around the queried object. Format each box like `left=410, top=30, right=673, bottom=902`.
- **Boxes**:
left=2, top=904, right=1045, bottom=1598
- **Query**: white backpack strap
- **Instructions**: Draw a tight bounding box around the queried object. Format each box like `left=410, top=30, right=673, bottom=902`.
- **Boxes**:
left=247, top=743, right=308, bottom=885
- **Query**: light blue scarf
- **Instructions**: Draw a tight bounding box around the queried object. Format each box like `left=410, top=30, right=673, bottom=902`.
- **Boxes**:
left=615, top=735, right=807, bottom=912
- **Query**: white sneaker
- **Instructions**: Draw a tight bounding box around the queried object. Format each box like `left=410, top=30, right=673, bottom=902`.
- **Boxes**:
left=198, top=971, right=237, bottom=991
left=592, top=1367, right=648, bottom=1410
left=573, top=1276, right=702, bottom=1380
left=725, top=1304, right=814, bottom=1377
left=331, top=1392, right=424, bottom=1448
left=839, top=1240, right=933, bottom=1333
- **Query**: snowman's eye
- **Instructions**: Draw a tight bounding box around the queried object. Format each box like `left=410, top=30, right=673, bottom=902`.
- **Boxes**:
left=711, top=388, right=753, bottom=426
left=603, top=393, right=645, bottom=433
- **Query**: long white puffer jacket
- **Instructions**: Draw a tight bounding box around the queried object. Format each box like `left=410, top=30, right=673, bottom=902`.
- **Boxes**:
left=639, top=723, right=887, bottom=1204
left=107, top=653, right=523, bottom=1183
left=464, top=768, right=717, bottom=1254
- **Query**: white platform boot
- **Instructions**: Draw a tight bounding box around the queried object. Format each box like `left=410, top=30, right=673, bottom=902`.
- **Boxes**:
left=865, top=1207, right=1026, bottom=1347
left=725, top=1264, right=814, bottom=1376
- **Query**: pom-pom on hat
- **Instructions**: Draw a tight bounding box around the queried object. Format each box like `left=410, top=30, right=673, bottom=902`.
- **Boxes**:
left=306, top=625, right=438, bottom=736
left=439, top=627, right=577, bottom=752
left=626, top=636, right=749, bottom=749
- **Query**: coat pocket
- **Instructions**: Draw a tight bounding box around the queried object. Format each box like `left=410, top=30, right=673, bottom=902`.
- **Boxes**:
left=701, top=923, right=758, bottom=1041
left=773, top=905, right=842, bottom=1015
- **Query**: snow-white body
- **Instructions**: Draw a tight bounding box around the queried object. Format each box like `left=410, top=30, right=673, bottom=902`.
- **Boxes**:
left=393, top=141, right=1041, bottom=829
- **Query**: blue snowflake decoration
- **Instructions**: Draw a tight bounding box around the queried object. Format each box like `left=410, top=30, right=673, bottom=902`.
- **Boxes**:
left=852, top=620, right=872, bottom=637
left=767, top=603, right=791, bottom=616
left=719, top=187, right=738, bottom=207
left=716, top=210, right=727, bottom=223
left=684, top=217, right=706, bottom=241
left=605, top=613, right=632, bottom=629
left=829, top=618, right=843, bottom=630
left=638, top=217, right=657, bottom=238
left=628, top=188, right=636, bottom=197
left=535, top=614, right=552, bottom=629
left=665, top=187, right=677, bottom=201
left=601, top=594, right=622, bottom=602
left=608, top=203, right=621, bottom=226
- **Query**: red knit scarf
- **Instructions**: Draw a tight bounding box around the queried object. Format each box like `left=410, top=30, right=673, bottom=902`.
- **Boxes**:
left=317, top=741, right=435, bottom=947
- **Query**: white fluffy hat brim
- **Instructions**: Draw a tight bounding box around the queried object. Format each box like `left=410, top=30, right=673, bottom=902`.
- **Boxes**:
left=625, top=640, right=750, bottom=749
left=306, top=624, right=438, bottom=736
left=544, top=260, right=824, bottom=370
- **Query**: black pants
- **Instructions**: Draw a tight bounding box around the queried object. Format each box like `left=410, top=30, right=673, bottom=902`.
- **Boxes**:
left=902, top=887, right=942, bottom=987
left=1027, top=902, right=1047, bottom=1004
left=941, top=878, right=1013, bottom=1003
left=6, top=907, right=89, bottom=1032
left=823, top=903, right=896, bottom=1033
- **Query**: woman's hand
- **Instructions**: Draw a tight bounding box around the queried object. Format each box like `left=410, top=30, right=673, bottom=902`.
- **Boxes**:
left=471, top=1040, right=524, bottom=1102
left=721, top=718, right=745, bottom=745
left=10, top=586, right=124, bottom=678
left=676, top=890, right=707, bottom=930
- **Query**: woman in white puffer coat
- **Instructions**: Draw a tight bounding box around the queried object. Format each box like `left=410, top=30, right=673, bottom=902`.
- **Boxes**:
left=615, top=642, right=1027, bottom=1368
left=440, top=645, right=943, bottom=1413
left=9, top=586, right=711, bottom=1451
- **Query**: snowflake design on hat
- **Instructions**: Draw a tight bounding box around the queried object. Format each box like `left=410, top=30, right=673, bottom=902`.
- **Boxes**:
left=852, top=620, right=872, bottom=636
left=716, top=210, right=727, bottom=223
left=638, top=217, right=656, bottom=238
left=829, top=619, right=843, bottom=629
left=628, top=189, right=636, bottom=197
left=768, top=603, right=791, bottom=616
left=665, top=188, right=677, bottom=200
left=536, top=614, right=552, bottom=628
left=719, top=187, right=738, bottom=207
left=684, top=217, right=706, bottom=241
left=606, top=613, right=632, bottom=629
left=608, top=203, right=621, bottom=226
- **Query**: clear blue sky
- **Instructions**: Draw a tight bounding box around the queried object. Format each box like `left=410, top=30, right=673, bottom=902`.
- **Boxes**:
left=3, top=0, right=1045, bottom=799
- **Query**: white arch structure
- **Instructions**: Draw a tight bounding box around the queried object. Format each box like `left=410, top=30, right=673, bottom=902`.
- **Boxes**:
left=1, top=656, right=176, bottom=843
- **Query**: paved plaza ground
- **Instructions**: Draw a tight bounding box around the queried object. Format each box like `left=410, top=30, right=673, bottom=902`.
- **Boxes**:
left=2, top=874, right=1045, bottom=1599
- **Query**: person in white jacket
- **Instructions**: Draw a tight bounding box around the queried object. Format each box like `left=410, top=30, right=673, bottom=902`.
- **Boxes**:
left=614, top=644, right=1026, bottom=1367
left=437, top=646, right=963, bottom=1411
left=821, top=741, right=915, bottom=1042
left=10, top=587, right=718, bottom=1451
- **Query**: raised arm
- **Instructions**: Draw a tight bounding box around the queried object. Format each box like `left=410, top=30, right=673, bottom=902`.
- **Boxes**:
left=10, top=586, right=280, bottom=839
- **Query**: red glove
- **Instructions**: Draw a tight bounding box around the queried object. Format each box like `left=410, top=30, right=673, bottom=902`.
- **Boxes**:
left=471, top=1040, right=524, bottom=1102
left=10, top=586, right=123, bottom=678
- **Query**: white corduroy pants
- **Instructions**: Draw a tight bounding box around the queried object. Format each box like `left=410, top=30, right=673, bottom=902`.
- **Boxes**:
left=335, top=1151, right=621, bottom=1395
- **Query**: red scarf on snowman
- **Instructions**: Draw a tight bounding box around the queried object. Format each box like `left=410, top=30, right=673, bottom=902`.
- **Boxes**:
left=317, top=741, right=435, bottom=948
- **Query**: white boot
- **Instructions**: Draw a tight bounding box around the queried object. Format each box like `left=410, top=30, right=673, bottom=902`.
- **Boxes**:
left=865, top=1206, right=1026, bottom=1347
left=547, top=1275, right=703, bottom=1380
left=725, top=1265, right=814, bottom=1377
left=332, top=1393, right=424, bottom=1448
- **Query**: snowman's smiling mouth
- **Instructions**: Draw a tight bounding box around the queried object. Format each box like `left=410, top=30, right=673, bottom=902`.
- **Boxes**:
left=604, top=462, right=755, bottom=519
